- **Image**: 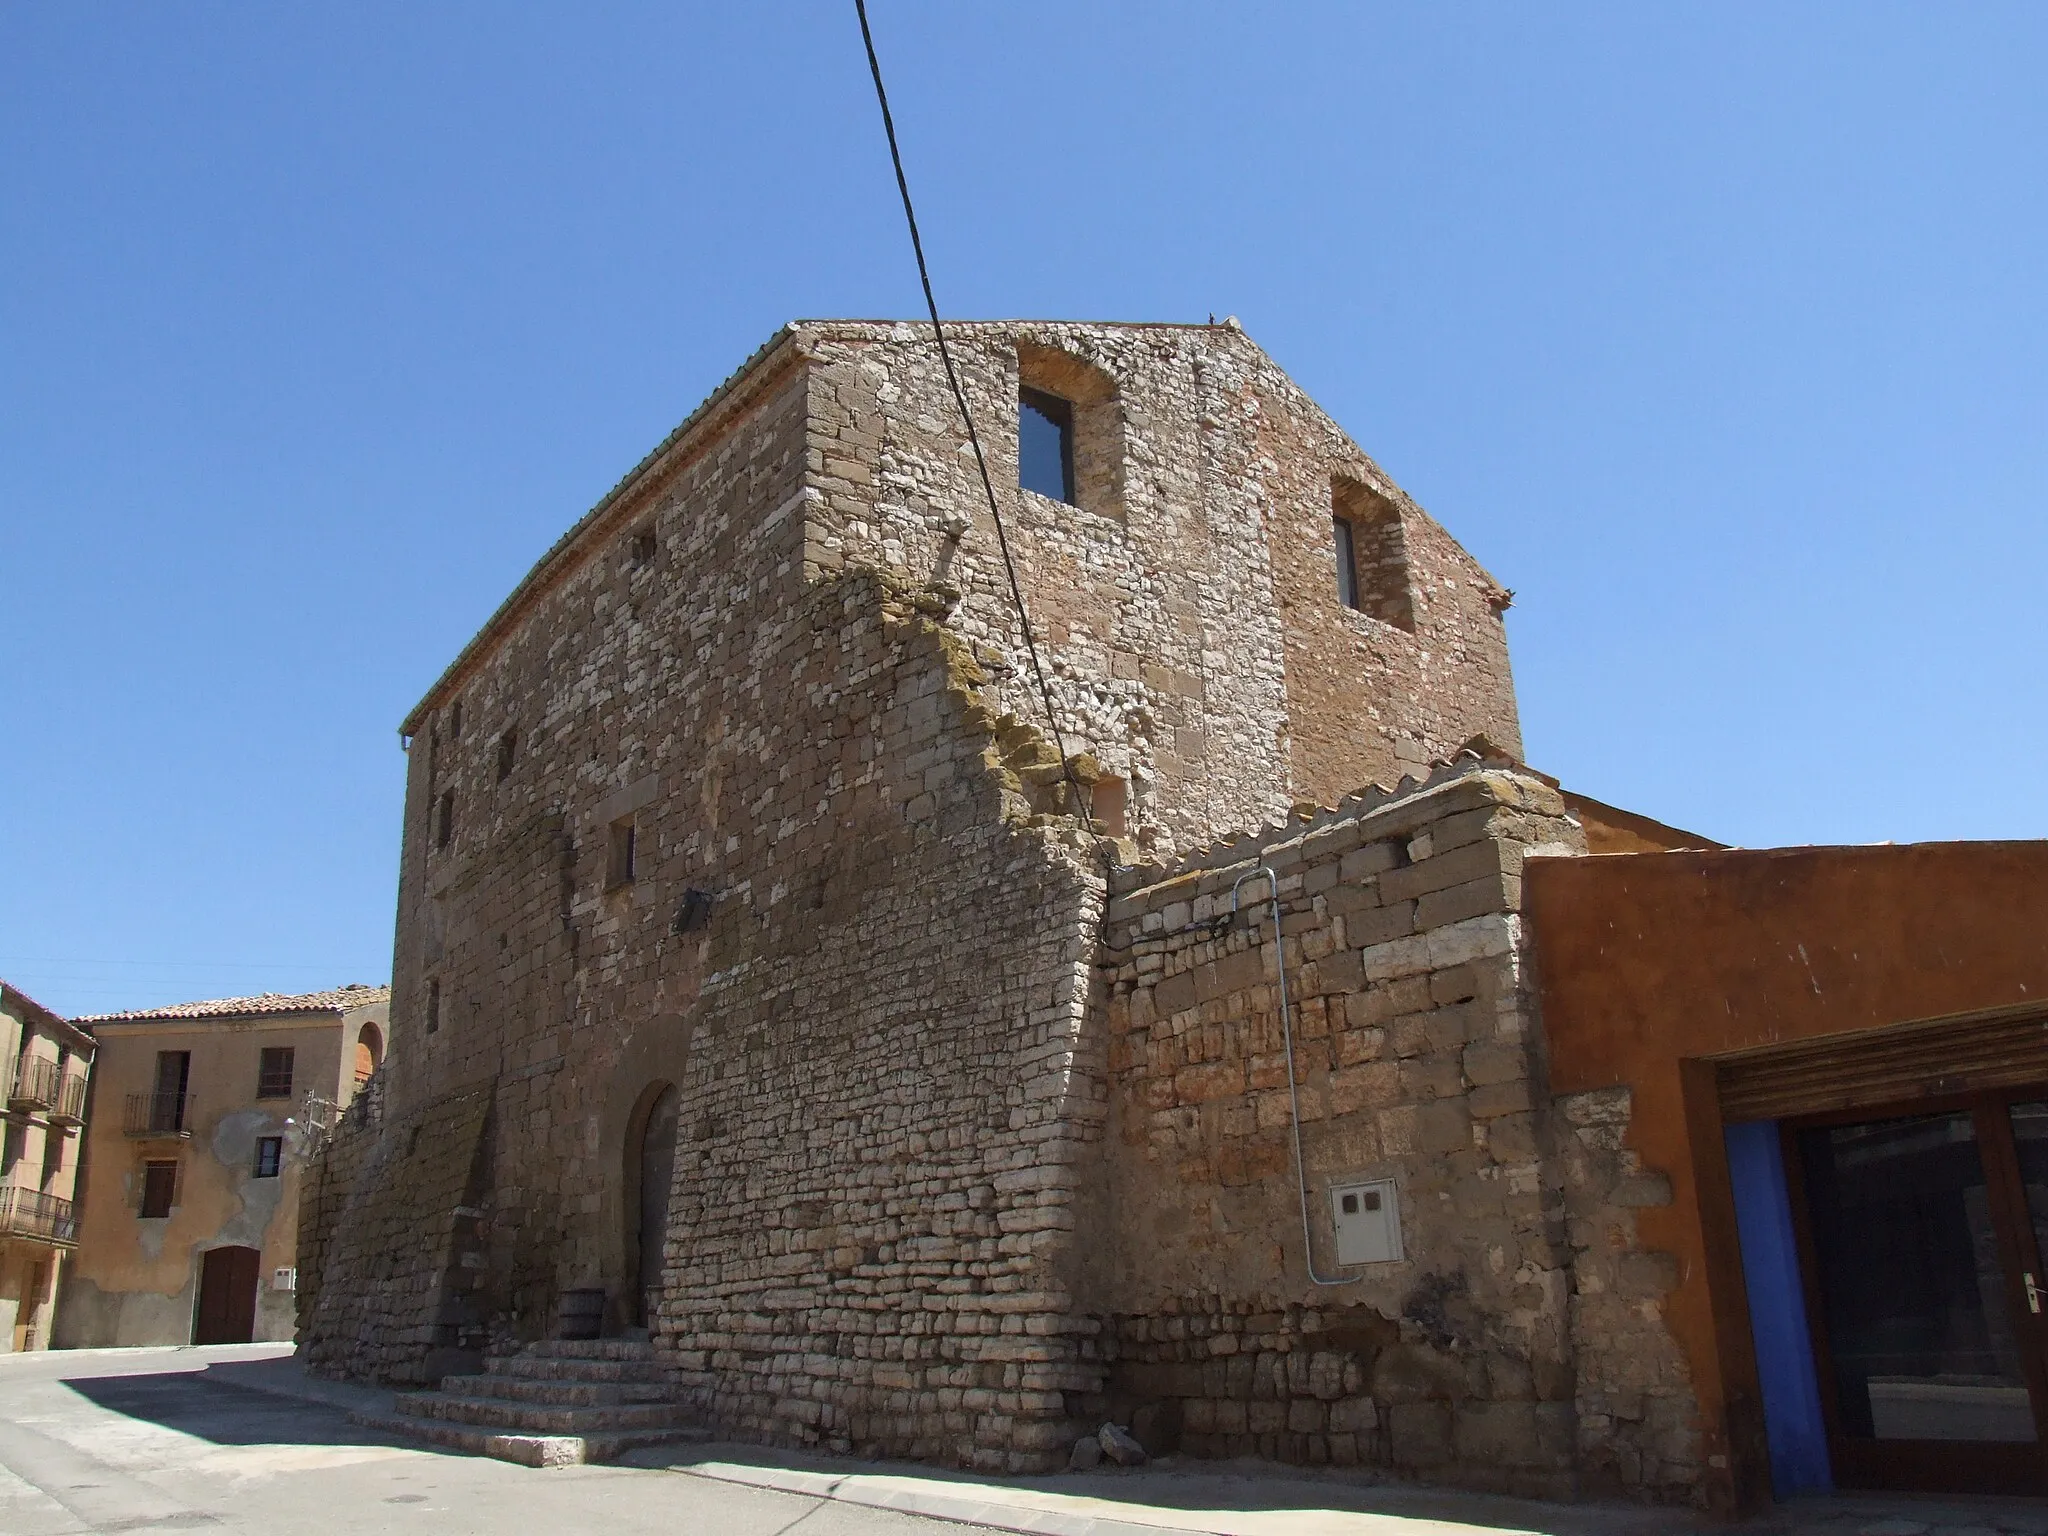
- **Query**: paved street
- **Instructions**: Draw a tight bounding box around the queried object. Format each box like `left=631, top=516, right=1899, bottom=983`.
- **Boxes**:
left=6, top=1344, right=2048, bottom=1536
left=0, top=1345, right=961, bottom=1536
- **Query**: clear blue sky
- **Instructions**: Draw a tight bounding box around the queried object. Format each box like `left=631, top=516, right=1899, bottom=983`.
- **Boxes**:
left=4, top=4, right=2043, bottom=1017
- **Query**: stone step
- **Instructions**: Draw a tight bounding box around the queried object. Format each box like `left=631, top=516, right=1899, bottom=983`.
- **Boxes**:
left=391, top=1391, right=688, bottom=1436
left=519, top=1338, right=657, bottom=1362
left=485, top=1354, right=672, bottom=1385
left=439, top=1372, right=675, bottom=1407
left=348, top=1407, right=703, bottom=1468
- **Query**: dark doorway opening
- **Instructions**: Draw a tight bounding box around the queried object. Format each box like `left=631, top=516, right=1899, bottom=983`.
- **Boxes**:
left=193, top=1245, right=260, bottom=1344
left=628, top=1084, right=679, bottom=1328
left=1785, top=1088, right=2048, bottom=1494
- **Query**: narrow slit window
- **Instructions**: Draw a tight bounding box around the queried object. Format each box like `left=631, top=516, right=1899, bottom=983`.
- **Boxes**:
left=496, top=729, right=518, bottom=783
left=253, top=1137, right=283, bottom=1178
left=436, top=789, right=456, bottom=850
left=608, top=816, right=638, bottom=889
left=1018, top=386, right=1075, bottom=505
left=1333, top=515, right=1361, bottom=610
left=426, top=978, right=442, bottom=1035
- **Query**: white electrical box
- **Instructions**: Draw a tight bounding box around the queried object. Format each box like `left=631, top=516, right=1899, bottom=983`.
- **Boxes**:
left=1330, top=1179, right=1403, bottom=1265
left=272, top=1267, right=298, bottom=1293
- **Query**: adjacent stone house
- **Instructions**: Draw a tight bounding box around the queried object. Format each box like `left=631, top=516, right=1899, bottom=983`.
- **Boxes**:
left=58, top=985, right=388, bottom=1347
left=296, top=318, right=2048, bottom=1508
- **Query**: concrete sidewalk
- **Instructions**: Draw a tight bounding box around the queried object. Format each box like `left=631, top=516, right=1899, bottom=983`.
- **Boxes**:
left=194, top=1347, right=2048, bottom=1536
left=630, top=1442, right=2048, bottom=1536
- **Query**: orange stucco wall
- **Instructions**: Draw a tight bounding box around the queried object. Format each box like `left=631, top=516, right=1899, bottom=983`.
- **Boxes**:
left=1525, top=840, right=2048, bottom=1503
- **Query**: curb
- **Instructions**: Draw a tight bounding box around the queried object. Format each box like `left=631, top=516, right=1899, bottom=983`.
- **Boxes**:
left=668, top=1459, right=1210, bottom=1536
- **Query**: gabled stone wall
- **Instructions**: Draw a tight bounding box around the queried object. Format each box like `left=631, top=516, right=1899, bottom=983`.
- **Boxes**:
left=798, top=320, right=1520, bottom=860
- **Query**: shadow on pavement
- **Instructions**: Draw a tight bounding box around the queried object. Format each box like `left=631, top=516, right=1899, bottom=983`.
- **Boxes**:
left=59, top=1369, right=436, bottom=1456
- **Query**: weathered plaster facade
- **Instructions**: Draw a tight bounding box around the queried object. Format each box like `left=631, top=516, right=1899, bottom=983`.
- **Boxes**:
left=1, top=982, right=93, bottom=1352
left=57, top=987, right=387, bottom=1347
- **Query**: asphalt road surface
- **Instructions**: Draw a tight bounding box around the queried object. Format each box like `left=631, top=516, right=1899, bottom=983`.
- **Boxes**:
left=0, top=1345, right=973, bottom=1536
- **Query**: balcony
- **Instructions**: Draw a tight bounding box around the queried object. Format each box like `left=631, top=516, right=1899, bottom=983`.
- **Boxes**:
left=124, top=1092, right=195, bottom=1138
left=8, top=1057, right=59, bottom=1113
left=47, top=1071, right=87, bottom=1125
left=0, top=1188, right=77, bottom=1247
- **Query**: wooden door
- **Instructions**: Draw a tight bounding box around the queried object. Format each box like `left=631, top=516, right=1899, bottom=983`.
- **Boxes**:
left=193, top=1246, right=260, bottom=1344
left=1787, top=1089, right=2048, bottom=1493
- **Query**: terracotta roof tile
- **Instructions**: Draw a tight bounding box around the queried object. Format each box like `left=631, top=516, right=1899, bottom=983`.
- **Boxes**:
left=77, top=984, right=390, bottom=1024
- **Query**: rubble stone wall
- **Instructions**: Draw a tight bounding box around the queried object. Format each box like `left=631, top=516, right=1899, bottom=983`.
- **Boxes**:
left=299, top=1082, right=492, bottom=1384
left=301, top=320, right=1550, bottom=1480
left=1086, top=764, right=1696, bottom=1500
left=796, top=321, right=1521, bottom=859
left=644, top=576, right=1111, bottom=1472
left=1552, top=1084, right=1701, bottom=1498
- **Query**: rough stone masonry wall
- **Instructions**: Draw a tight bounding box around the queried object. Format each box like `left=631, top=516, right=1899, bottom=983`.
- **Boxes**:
left=654, top=592, right=1109, bottom=1471
left=1551, top=1084, right=1701, bottom=1498
left=299, top=1078, right=494, bottom=1385
left=1087, top=762, right=1622, bottom=1500
left=302, top=318, right=1534, bottom=1474
left=305, top=356, right=817, bottom=1382
left=795, top=321, right=1521, bottom=861
left=310, top=525, right=1119, bottom=1465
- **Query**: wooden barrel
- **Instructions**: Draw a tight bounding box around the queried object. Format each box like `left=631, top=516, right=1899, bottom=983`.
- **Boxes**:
left=555, top=1287, right=606, bottom=1341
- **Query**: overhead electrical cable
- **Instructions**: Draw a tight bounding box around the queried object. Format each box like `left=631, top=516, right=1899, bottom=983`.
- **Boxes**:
left=851, top=0, right=1093, bottom=830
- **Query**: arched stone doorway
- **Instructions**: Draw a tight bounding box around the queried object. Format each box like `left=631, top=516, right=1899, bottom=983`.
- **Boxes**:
left=622, top=1083, right=679, bottom=1328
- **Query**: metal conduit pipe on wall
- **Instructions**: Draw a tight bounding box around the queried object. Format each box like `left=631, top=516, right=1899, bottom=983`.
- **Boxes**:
left=1230, top=864, right=1361, bottom=1288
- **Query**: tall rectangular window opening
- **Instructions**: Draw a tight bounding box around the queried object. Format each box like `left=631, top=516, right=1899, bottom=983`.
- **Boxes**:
left=140, top=1159, right=179, bottom=1218
left=436, top=789, right=456, bottom=850
left=426, top=979, right=441, bottom=1035
left=608, top=816, right=637, bottom=889
left=1333, top=515, right=1361, bottom=610
left=257, top=1047, right=295, bottom=1100
left=153, top=1050, right=191, bottom=1132
left=496, top=728, right=518, bottom=783
left=253, top=1137, right=283, bottom=1178
left=1330, top=478, right=1416, bottom=632
left=1018, top=386, right=1076, bottom=505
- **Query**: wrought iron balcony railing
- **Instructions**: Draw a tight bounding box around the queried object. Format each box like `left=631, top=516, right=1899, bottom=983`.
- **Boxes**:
left=48, top=1071, right=87, bottom=1124
left=124, top=1091, right=194, bottom=1137
left=8, top=1057, right=60, bottom=1112
left=0, top=1187, right=77, bottom=1246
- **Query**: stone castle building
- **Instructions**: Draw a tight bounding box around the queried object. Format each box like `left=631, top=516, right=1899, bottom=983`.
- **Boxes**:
left=300, top=320, right=1720, bottom=1501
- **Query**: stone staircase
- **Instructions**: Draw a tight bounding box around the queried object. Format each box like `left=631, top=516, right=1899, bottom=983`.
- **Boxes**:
left=352, top=1337, right=707, bottom=1467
